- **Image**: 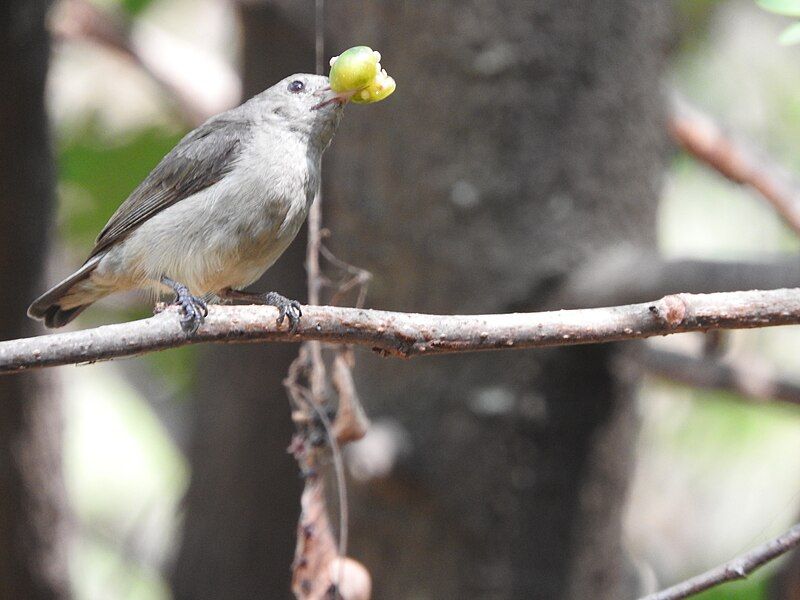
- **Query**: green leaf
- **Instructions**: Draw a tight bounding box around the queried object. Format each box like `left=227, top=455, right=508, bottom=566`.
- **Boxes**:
left=756, top=0, right=800, bottom=16
left=779, top=21, right=800, bottom=43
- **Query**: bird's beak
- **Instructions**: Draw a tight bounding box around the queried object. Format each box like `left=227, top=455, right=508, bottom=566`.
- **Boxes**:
left=311, top=87, right=352, bottom=110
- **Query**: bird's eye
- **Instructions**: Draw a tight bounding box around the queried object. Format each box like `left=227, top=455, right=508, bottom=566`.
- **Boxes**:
left=288, top=80, right=305, bottom=93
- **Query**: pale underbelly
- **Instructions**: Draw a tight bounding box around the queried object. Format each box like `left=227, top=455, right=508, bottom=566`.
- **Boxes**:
left=91, top=186, right=308, bottom=296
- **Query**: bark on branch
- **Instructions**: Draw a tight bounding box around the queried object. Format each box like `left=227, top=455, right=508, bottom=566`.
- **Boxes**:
left=0, top=288, right=799, bottom=374
left=641, top=522, right=800, bottom=600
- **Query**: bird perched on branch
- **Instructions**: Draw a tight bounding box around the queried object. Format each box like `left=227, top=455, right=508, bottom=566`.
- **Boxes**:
left=29, top=74, right=348, bottom=334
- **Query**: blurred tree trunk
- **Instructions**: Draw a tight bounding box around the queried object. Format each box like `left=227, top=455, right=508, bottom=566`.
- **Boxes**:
left=320, top=2, right=671, bottom=598
left=0, top=1, right=69, bottom=599
left=173, top=1, right=671, bottom=599
left=170, top=5, right=313, bottom=600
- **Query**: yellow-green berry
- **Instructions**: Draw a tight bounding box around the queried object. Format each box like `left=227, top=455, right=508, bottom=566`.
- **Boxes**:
left=329, top=45, right=396, bottom=104
left=329, top=46, right=380, bottom=93
left=350, top=70, right=396, bottom=104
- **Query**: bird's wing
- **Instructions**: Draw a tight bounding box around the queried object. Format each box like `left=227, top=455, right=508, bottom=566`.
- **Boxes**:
left=89, top=116, right=251, bottom=258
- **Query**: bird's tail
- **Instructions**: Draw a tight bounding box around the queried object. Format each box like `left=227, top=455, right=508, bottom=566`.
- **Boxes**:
left=28, top=255, right=104, bottom=328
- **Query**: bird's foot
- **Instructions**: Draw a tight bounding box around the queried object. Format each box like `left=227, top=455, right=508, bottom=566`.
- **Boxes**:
left=262, top=291, right=302, bottom=332
left=162, top=276, right=207, bottom=334
left=217, top=288, right=303, bottom=331
left=177, top=293, right=207, bottom=334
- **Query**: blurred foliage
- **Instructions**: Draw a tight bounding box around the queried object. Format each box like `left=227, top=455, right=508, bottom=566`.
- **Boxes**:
left=661, top=156, right=800, bottom=260
left=757, top=0, right=800, bottom=43
left=779, top=20, right=800, bottom=43
left=145, top=344, right=198, bottom=395
left=758, top=0, right=800, bottom=15
left=121, top=0, right=156, bottom=16
left=694, top=575, right=767, bottom=599
left=63, top=364, right=186, bottom=600
left=58, top=126, right=184, bottom=251
left=630, top=376, right=800, bottom=599
left=90, top=0, right=156, bottom=17
left=676, top=0, right=723, bottom=52
left=71, top=536, right=170, bottom=600
left=670, top=386, right=800, bottom=457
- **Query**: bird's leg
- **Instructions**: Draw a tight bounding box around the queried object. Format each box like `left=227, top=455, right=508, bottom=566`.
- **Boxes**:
left=161, top=276, right=207, bottom=334
left=219, top=287, right=303, bottom=331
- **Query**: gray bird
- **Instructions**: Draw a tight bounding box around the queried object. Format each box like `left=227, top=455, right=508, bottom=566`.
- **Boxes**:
left=29, top=74, right=347, bottom=333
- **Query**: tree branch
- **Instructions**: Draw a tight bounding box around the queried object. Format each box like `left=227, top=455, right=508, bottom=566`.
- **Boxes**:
left=0, top=288, right=799, bottom=374
left=555, top=252, right=800, bottom=309
left=640, top=522, right=800, bottom=600
left=635, top=347, right=800, bottom=406
left=670, top=95, right=800, bottom=235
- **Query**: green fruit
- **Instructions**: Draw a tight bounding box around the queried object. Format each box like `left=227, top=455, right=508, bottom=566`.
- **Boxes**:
left=329, top=46, right=380, bottom=93
left=350, top=70, right=396, bottom=104
left=329, top=45, right=396, bottom=104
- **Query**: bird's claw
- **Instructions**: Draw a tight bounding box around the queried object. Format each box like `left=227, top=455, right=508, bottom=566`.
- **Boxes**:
left=263, top=292, right=302, bottom=332
left=175, top=289, right=207, bottom=334
left=161, top=276, right=206, bottom=334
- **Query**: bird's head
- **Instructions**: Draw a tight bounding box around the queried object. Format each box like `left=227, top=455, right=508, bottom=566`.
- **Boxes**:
left=253, top=74, right=349, bottom=151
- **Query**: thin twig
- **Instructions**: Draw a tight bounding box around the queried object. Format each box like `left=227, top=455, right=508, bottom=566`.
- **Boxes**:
left=289, top=4, right=361, bottom=598
left=3, top=288, right=800, bottom=374
left=304, top=193, right=328, bottom=402
left=302, top=0, right=328, bottom=406
left=320, top=244, right=372, bottom=308
left=670, top=95, right=800, bottom=235
left=640, top=522, right=800, bottom=600
left=314, top=0, right=324, bottom=76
